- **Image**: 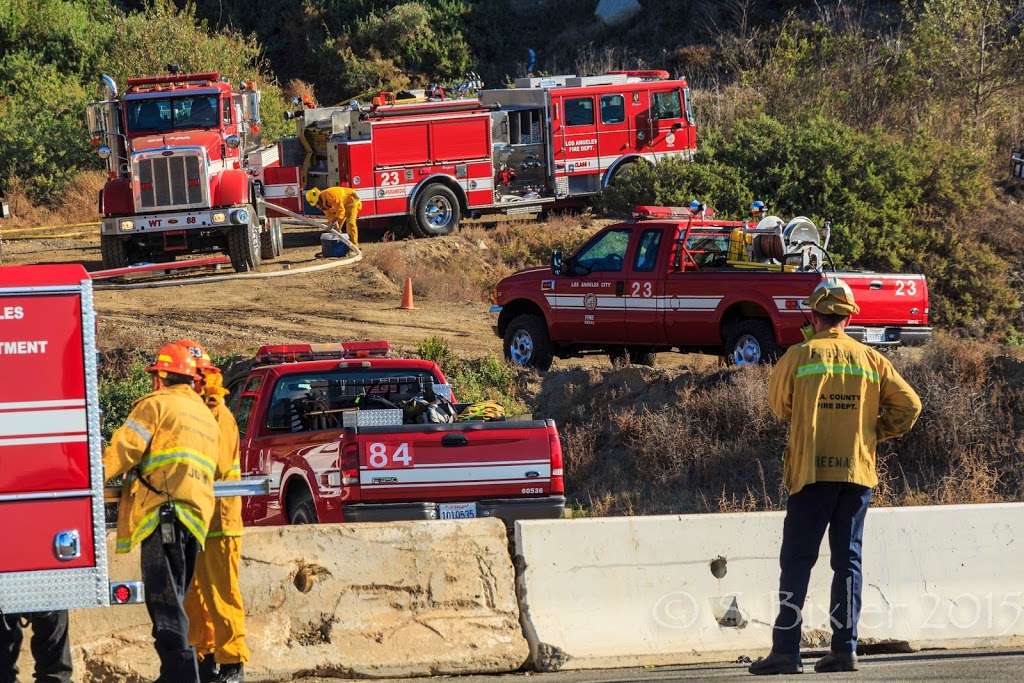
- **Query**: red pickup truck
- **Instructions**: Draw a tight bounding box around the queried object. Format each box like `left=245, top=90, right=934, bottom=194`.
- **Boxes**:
left=491, top=206, right=932, bottom=369
left=224, top=342, right=565, bottom=525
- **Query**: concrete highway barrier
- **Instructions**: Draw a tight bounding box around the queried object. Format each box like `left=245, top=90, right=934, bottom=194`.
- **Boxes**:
left=48, top=520, right=527, bottom=681
left=514, top=503, right=1024, bottom=671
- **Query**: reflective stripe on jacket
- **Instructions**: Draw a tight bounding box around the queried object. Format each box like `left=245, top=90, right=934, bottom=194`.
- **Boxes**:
left=103, top=383, right=220, bottom=552
left=768, top=328, right=922, bottom=495
left=207, top=400, right=243, bottom=538
left=318, top=186, right=361, bottom=224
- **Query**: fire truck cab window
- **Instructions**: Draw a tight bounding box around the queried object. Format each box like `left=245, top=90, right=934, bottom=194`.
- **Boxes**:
left=600, top=95, right=625, bottom=124
left=685, top=234, right=730, bottom=268
left=652, top=91, right=682, bottom=120
left=235, top=395, right=255, bottom=437
left=573, top=229, right=631, bottom=274
left=509, top=109, right=543, bottom=144
left=222, top=98, right=232, bottom=124
left=266, top=369, right=440, bottom=433
left=633, top=230, right=662, bottom=272
left=564, top=97, right=595, bottom=127
left=127, top=95, right=220, bottom=132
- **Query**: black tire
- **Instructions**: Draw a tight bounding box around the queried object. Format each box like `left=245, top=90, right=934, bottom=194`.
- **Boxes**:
left=503, top=314, right=554, bottom=371
left=609, top=347, right=657, bottom=367
left=412, top=184, right=461, bottom=237
left=725, top=319, right=781, bottom=366
left=260, top=218, right=283, bottom=260
left=227, top=218, right=262, bottom=272
left=287, top=487, right=318, bottom=525
left=100, top=234, right=130, bottom=269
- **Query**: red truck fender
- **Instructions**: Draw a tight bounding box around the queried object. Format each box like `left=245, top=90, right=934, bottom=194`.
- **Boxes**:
left=408, top=174, right=468, bottom=211
left=494, top=296, right=550, bottom=339
left=717, top=295, right=786, bottom=341
left=212, top=168, right=251, bottom=207
left=601, top=155, right=651, bottom=188
left=100, top=178, right=133, bottom=216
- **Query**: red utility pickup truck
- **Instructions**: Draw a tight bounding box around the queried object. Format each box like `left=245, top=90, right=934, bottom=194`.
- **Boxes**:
left=224, top=342, right=565, bottom=525
left=491, top=207, right=932, bottom=369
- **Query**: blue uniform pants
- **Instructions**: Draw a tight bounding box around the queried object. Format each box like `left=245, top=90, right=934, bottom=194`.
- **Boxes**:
left=772, top=482, right=873, bottom=657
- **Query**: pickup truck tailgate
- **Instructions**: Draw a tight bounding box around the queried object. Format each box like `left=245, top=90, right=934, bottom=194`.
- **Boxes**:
left=840, top=272, right=929, bottom=326
left=356, top=421, right=557, bottom=502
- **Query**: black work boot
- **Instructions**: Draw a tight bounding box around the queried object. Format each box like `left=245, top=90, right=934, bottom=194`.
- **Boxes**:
left=748, top=652, right=803, bottom=675
left=198, top=655, right=219, bottom=683
left=215, top=663, right=245, bottom=682
left=814, top=651, right=858, bottom=673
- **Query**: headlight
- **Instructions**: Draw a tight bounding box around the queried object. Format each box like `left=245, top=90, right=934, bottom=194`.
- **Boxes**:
left=230, top=208, right=250, bottom=225
left=119, top=220, right=134, bottom=231
left=97, top=145, right=112, bottom=160
left=211, top=212, right=226, bottom=224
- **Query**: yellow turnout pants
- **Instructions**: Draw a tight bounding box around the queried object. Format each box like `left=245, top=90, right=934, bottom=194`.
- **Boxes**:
left=184, top=536, right=250, bottom=664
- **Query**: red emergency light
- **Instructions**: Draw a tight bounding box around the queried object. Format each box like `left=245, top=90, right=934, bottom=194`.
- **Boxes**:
left=255, top=340, right=391, bottom=364
left=126, top=71, right=221, bottom=89
left=606, top=69, right=671, bottom=81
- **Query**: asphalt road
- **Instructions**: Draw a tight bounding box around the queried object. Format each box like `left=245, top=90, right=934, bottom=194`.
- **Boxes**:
left=298, top=648, right=1024, bottom=682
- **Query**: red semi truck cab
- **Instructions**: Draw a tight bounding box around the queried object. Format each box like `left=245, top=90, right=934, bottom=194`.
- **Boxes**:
left=87, top=71, right=284, bottom=272
left=0, top=265, right=142, bottom=612
left=224, top=342, right=565, bottom=525
left=491, top=207, right=933, bottom=369
left=269, top=70, right=697, bottom=237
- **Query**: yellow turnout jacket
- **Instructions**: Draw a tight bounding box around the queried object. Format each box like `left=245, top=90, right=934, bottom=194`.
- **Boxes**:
left=104, top=383, right=220, bottom=552
left=317, top=186, right=361, bottom=224
left=768, top=328, right=922, bottom=495
left=207, top=399, right=243, bottom=537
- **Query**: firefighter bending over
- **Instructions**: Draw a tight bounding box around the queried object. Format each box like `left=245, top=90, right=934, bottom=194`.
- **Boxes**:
left=306, top=186, right=362, bottom=245
left=179, top=341, right=250, bottom=683
left=103, top=343, right=219, bottom=683
left=748, top=279, right=922, bottom=676
left=0, top=610, right=72, bottom=682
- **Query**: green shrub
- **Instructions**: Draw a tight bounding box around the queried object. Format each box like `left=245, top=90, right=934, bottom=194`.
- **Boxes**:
left=416, top=336, right=526, bottom=415
left=99, top=359, right=151, bottom=441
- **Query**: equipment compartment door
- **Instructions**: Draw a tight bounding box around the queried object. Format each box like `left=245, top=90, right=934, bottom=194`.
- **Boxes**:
left=0, top=268, right=108, bottom=613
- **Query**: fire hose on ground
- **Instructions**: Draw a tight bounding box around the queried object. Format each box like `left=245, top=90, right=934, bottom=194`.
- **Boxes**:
left=93, top=198, right=362, bottom=290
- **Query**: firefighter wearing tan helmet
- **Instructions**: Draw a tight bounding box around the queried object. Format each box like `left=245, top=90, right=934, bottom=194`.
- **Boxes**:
left=306, top=186, right=362, bottom=245
left=103, top=342, right=220, bottom=683
left=176, top=340, right=250, bottom=683
left=749, top=278, right=922, bottom=676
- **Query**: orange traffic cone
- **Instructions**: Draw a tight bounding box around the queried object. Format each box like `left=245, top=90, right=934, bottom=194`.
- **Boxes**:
left=400, top=277, right=415, bottom=310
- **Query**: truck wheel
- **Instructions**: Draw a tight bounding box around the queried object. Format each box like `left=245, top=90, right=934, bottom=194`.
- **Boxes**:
left=100, top=234, right=130, bottom=269
left=413, top=184, right=461, bottom=237
left=260, top=218, right=283, bottom=260
left=287, top=487, right=318, bottom=525
left=227, top=219, right=262, bottom=272
left=725, top=319, right=781, bottom=366
left=503, top=314, right=554, bottom=371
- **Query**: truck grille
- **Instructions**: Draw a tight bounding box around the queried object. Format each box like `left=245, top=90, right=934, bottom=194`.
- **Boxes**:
left=137, top=154, right=205, bottom=210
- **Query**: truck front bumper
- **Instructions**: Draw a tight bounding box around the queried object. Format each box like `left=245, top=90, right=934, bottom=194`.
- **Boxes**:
left=342, top=495, right=566, bottom=523
left=102, top=207, right=249, bottom=235
left=846, top=326, right=933, bottom=347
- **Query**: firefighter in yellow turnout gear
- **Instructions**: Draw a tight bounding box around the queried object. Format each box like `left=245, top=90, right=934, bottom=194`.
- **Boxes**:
left=184, top=360, right=250, bottom=683
left=306, top=186, right=361, bottom=245
left=103, top=342, right=219, bottom=683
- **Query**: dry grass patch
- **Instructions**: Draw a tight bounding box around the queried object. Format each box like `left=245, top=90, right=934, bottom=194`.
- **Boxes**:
left=1, top=171, right=104, bottom=229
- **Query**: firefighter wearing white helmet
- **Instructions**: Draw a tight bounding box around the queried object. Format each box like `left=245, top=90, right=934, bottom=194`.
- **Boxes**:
left=749, top=278, right=922, bottom=676
left=306, top=186, right=361, bottom=245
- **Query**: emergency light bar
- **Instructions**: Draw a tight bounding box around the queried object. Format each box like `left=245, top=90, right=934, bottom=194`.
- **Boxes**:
left=632, top=205, right=746, bottom=228
left=255, top=340, right=391, bottom=364
left=606, top=69, right=671, bottom=81
left=125, top=71, right=220, bottom=88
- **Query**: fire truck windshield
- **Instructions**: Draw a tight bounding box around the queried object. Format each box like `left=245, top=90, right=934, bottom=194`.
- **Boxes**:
left=126, top=94, right=220, bottom=133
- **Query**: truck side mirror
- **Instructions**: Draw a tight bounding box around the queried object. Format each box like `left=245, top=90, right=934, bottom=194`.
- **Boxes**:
left=671, top=122, right=682, bottom=131
left=551, top=250, right=563, bottom=276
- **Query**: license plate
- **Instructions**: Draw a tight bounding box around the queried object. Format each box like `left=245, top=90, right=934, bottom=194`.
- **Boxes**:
left=865, top=328, right=885, bottom=343
left=438, top=502, right=477, bottom=520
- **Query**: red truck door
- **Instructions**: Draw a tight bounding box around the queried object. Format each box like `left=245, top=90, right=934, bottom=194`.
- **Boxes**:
left=0, top=265, right=109, bottom=613
left=662, top=230, right=732, bottom=346
left=646, top=88, right=689, bottom=157
left=555, top=227, right=632, bottom=341
left=555, top=94, right=601, bottom=191
left=596, top=92, right=629, bottom=172
left=623, top=226, right=669, bottom=344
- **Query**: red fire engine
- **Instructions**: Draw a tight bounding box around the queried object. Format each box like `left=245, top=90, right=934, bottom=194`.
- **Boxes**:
left=0, top=264, right=141, bottom=612
left=87, top=71, right=284, bottom=272
left=266, top=70, right=696, bottom=236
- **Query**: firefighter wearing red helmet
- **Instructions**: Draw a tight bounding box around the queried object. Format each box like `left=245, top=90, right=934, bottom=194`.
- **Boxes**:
left=103, top=342, right=220, bottom=683
left=175, top=340, right=250, bottom=683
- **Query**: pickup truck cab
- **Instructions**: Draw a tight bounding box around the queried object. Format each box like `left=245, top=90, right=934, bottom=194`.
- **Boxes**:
left=491, top=206, right=932, bottom=369
left=224, top=341, right=565, bottom=525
